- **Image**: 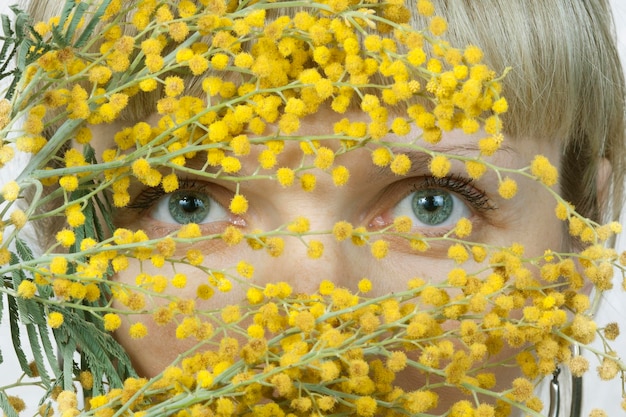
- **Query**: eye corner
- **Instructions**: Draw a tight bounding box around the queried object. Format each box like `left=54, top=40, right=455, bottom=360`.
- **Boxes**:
left=371, top=173, right=496, bottom=236
left=121, top=178, right=235, bottom=231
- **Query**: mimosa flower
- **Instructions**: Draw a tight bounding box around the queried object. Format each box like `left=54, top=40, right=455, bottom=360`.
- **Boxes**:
left=0, top=0, right=623, bottom=415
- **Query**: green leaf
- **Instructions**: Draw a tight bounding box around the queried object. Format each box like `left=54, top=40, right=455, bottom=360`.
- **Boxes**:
left=26, top=321, right=52, bottom=385
left=2, top=72, right=18, bottom=100
left=15, top=36, right=32, bottom=71
left=74, top=0, right=113, bottom=48
left=1, top=14, right=13, bottom=38
left=13, top=11, right=28, bottom=40
left=93, top=187, right=115, bottom=238
left=11, top=252, right=38, bottom=326
left=58, top=326, right=77, bottom=390
left=0, top=391, right=19, bottom=417
left=0, top=40, right=14, bottom=70
left=7, top=294, right=30, bottom=374
left=54, top=307, right=136, bottom=393
left=8, top=5, right=23, bottom=15
left=84, top=142, right=97, bottom=162
left=0, top=291, right=4, bottom=365
left=50, top=0, right=77, bottom=48
left=7, top=254, right=52, bottom=380
left=50, top=24, right=67, bottom=48
left=38, top=320, right=61, bottom=377
left=0, top=5, right=36, bottom=99
left=15, top=237, right=34, bottom=262
left=64, top=1, right=88, bottom=46
left=56, top=0, right=77, bottom=35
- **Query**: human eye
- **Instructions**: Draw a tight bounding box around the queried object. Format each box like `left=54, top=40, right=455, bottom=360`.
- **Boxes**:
left=129, top=179, right=230, bottom=226
left=154, top=189, right=228, bottom=225
left=395, top=188, right=467, bottom=227
left=390, top=175, right=495, bottom=232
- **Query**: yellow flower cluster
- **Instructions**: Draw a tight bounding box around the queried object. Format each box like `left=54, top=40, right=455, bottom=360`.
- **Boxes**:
left=16, top=0, right=509, bottom=202
left=64, top=276, right=566, bottom=416
left=0, top=0, right=623, bottom=415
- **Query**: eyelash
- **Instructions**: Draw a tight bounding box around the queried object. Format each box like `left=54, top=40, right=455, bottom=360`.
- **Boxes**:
left=128, top=178, right=213, bottom=212
left=126, top=175, right=494, bottom=227
left=417, top=175, right=496, bottom=212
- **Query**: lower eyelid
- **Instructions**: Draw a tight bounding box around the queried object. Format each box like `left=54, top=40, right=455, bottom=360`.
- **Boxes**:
left=148, top=221, right=232, bottom=237
left=124, top=178, right=242, bottom=230
left=150, top=192, right=229, bottom=224
left=393, top=190, right=471, bottom=228
left=368, top=177, right=489, bottom=234
left=383, top=234, right=469, bottom=258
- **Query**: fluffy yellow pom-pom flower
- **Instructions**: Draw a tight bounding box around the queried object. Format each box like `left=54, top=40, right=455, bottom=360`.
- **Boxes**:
left=498, top=177, right=518, bottom=199
left=454, top=218, right=472, bottom=238
left=314, top=147, right=335, bottom=170
left=465, top=160, right=487, bottom=179
left=300, top=173, right=317, bottom=191
left=332, top=165, right=350, bottom=186
left=448, top=244, right=469, bottom=264
left=65, top=204, right=86, bottom=227
left=56, top=229, right=76, bottom=248
left=530, top=155, right=558, bottom=186
left=103, top=313, right=122, bottom=331
left=370, top=240, right=389, bottom=259
left=1, top=181, right=20, bottom=201
left=287, top=216, right=310, bottom=233
left=372, top=147, right=392, bottom=167
left=47, top=312, right=64, bottom=329
left=307, top=240, right=324, bottom=259
left=129, top=322, right=148, bottom=339
left=358, top=278, right=373, bottom=293
left=390, top=154, right=412, bottom=175
left=429, top=155, right=451, bottom=178
left=230, top=194, right=249, bottom=214
left=17, top=281, right=37, bottom=299
left=276, top=167, right=295, bottom=187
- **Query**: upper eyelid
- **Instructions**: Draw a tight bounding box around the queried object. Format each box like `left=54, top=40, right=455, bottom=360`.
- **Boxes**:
left=412, top=175, right=497, bottom=212
left=126, top=187, right=163, bottom=212
left=127, top=178, right=222, bottom=212
left=126, top=174, right=495, bottom=223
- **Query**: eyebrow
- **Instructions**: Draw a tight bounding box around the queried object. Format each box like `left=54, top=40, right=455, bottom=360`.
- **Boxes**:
left=159, top=140, right=517, bottom=183
left=168, top=152, right=251, bottom=180
left=367, top=142, right=517, bottom=183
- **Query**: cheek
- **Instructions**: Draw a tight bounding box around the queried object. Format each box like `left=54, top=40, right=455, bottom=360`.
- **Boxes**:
left=487, top=178, right=565, bottom=256
left=110, top=258, right=243, bottom=377
left=110, top=240, right=460, bottom=378
left=107, top=174, right=563, bottom=379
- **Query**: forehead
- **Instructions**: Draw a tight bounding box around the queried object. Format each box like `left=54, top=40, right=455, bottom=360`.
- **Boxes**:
left=88, top=104, right=561, bottom=185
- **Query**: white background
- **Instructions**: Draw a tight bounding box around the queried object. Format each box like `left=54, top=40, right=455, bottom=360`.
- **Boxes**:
left=0, top=1, right=625, bottom=415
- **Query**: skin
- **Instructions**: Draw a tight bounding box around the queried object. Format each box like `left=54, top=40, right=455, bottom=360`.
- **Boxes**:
left=90, top=105, right=563, bottom=411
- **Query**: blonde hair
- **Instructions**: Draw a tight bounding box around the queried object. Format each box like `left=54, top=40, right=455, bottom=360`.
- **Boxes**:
left=416, top=1, right=625, bottom=224
left=24, top=0, right=626, bottom=223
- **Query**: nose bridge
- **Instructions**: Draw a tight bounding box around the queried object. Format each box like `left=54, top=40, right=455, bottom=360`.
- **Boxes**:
left=254, top=230, right=356, bottom=295
left=243, top=154, right=363, bottom=294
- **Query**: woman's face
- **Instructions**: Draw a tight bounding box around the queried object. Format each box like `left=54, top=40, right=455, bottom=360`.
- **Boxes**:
left=90, top=105, right=563, bottom=381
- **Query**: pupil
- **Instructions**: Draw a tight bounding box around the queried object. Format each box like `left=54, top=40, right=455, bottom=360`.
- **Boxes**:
left=168, top=191, right=211, bottom=224
left=179, top=196, right=203, bottom=213
left=421, top=195, right=444, bottom=212
left=412, top=189, right=453, bottom=226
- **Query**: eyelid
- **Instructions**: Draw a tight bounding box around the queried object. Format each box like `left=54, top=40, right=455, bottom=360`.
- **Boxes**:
left=369, top=174, right=496, bottom=233
left=128, top=178, right=221, bottom=213
left=419, top=175, right=496, bottom=212
left=127, top=178, right=245, bottom=229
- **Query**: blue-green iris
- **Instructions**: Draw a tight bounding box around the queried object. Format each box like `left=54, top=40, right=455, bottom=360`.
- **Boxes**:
left=168, top=191, right=212, bottom=224
left=412, top=189, right=454, bottom=225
